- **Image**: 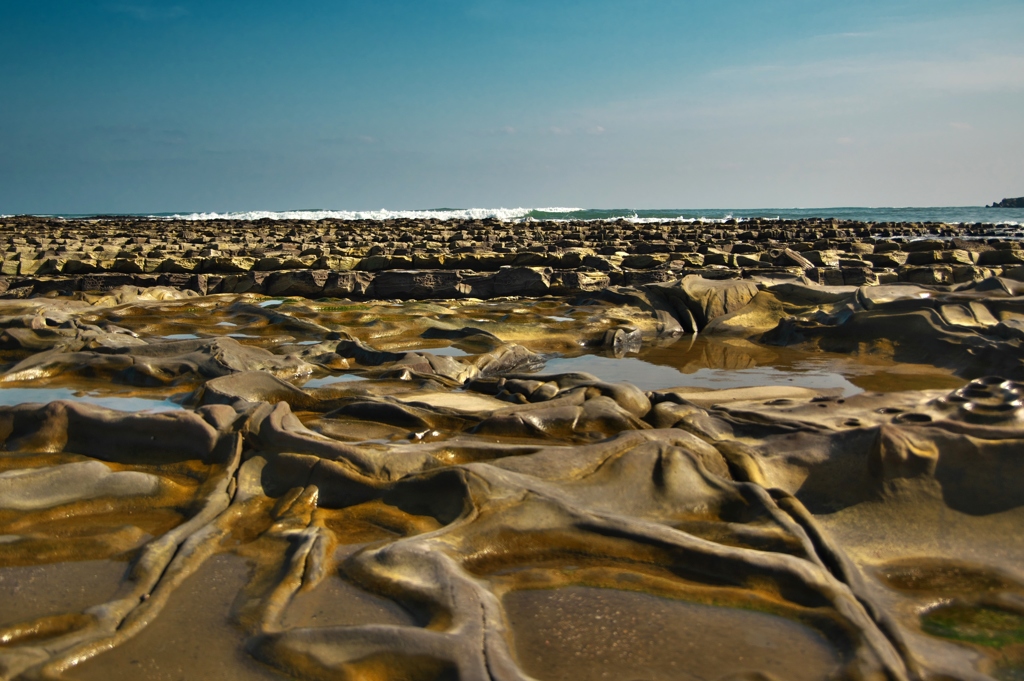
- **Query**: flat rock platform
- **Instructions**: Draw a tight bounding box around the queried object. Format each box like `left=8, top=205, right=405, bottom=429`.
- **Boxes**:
left=0, top=215, right=1023, bottom=681
left=2, top=215, right=1023, bottom=299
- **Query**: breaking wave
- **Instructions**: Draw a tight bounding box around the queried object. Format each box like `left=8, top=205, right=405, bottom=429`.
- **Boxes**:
left=4, top=207, right=1020, bottom=226
left=152, top=206, right=1022, bottom=226
left=160, top=207, right=583, bottom=222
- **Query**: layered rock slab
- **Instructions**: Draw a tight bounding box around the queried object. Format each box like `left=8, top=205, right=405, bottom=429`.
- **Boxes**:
left=0, top=267, right=1021, bottom=680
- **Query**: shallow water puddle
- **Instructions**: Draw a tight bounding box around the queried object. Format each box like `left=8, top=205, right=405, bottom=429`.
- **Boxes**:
left=300, top=374, right=366, bottom=388
left=418, top=345, right=470, bottom=357
left=646, top=336, right=966, bottom=393
left=542, top=354, right=864, bottom=395
left=0, top=388, right=183, bottom=411
left=504, top=586, right=842, bottom=681
left=540, top=334, right=966, bottom=395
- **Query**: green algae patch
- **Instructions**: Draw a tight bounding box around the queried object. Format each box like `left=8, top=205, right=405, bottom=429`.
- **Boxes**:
left=922, top=604, right=1024, bottom=648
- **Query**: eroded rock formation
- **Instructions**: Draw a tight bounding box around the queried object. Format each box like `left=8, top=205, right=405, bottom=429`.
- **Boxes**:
left=0, top=217, right=1023, bottom=680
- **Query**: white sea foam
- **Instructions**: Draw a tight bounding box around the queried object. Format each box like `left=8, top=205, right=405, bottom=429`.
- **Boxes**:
left=154, top=208, right=754, bottom=225
left=162, top=207, right=584, bottom=222
left=13, top=206, right=1017, bottom=227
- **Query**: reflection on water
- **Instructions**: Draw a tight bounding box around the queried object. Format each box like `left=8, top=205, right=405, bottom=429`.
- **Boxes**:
left=544, top=354, right=863, bottom=395
left=0, top=388, right=182, bottom=412
left=543, top=336, right=965, bottom=395
left=301, top=374, right=366, bottom=388
left=419, top=345, right=469, bottom=357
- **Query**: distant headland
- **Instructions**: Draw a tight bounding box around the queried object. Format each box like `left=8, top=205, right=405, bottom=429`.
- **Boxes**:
left=991, top=197, right=1024, bottom=208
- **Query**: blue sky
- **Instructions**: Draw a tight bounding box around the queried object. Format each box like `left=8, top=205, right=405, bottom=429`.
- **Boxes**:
left=1, top=0, right=1022, bottom=213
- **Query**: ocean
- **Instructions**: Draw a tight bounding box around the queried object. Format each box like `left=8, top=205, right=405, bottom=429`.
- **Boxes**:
left=6, top=206, right=1023, bottom=225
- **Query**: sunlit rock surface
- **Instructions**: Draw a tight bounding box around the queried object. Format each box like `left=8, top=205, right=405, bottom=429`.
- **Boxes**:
left=1, top=216, right=1023, bottom=680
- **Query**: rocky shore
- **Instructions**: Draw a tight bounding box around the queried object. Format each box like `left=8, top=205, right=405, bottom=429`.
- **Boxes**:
left=2, top=215, right=1023, bottom=299
left=1, top=215, right=1024, bottom=680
